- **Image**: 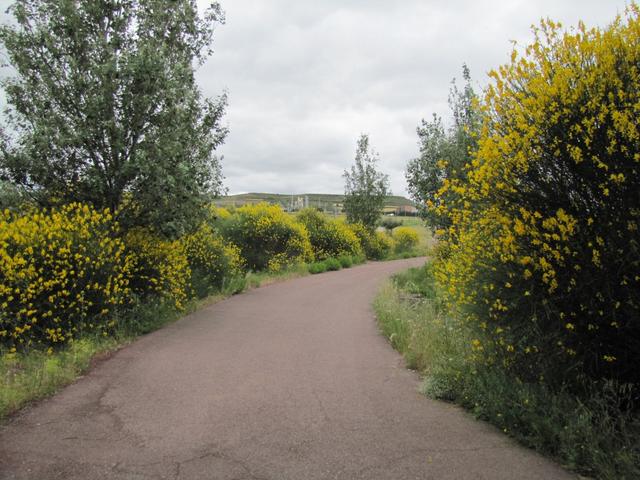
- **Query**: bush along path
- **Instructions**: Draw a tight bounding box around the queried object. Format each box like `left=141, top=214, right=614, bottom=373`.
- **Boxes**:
left=0, top=258, right=575, bottom=480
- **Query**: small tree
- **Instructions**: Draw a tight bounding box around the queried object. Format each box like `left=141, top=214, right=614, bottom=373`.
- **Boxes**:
left=0, top=0, right=228, bottom=237
left=406, top=65, right=480, bottom=230
left=343, top=134, right=390, bottom=229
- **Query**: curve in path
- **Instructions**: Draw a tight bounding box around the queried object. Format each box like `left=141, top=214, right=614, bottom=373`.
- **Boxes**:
left=0, top=258, right=575, bottom=480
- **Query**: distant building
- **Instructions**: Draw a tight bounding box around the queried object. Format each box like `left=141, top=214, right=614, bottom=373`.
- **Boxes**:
left=394, top=205, right=418, bottom=216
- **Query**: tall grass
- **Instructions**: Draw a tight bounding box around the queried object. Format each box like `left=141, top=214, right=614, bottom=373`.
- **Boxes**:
left=374, top=264, right=640, bottom=480
left=1, top=338, right=113, bottom=417
left=244, top=263, right=310, bottom=289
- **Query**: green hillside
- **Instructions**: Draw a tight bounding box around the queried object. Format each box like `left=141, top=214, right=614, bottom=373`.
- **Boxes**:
left=215, top=192, right=415, bottom=210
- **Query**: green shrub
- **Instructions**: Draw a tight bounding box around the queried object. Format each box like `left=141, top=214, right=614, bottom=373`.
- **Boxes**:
left=296, top=208, right=362, bottom=260
left=351, top=253, right=367, bottom=265
left=308, top=261, right=328, bottom=274
left=347, top=222, right=393, bottom=260
left=393, top=226, right=419, bottom=252
left=219, top=203, right=313, bottom=272
left=0, top=181, right=30, bottom=212
left=337, top=255, right=353, bottom=268
left=180, top=223, right=244, bottom=298
left=324, top=257, right=342, bottom=271
left=379, top=217, right=402, bottom=232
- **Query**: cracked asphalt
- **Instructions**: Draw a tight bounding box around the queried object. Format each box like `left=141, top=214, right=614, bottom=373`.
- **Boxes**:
left=0, top=258, right=576, bottom=479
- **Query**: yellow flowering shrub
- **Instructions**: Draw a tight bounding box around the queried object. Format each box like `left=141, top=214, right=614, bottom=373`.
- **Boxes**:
left=431, top=9, right=640, bottom=386
left=180, top=223, right=244, bottom=297
left=392, top=226, right=419, bottom=252
left=0, top=204, right=134, bottom=349
left=209, top=205, right=231, bottom=220
left=219, top=203, right=313, bottom=272
left=296, top=208, right=362, bottom=260
left=124, top=229, right=190, bottom=310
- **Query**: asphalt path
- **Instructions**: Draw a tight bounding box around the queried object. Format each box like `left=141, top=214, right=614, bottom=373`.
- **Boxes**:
left=0, top=258, right=575, bottom=479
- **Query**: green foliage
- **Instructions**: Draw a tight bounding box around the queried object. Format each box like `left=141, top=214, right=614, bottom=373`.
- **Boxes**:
left=379, top=217, right=402, bottom=232
left=406, top=65, right=480, bottom=229
left=0, top=0, right=227, bottom=238
left=347, top=222, right=393, bottom=260
left=0, top=180, right=29, bottom=212
left=351, top=253, right=367, bottom=265
left=337, top=255, right=353, bottom=268
left=296, top=208, right=362, bottom=260
left=219, top=203, right=313, bottom=272
left=392, top=226, right=419, bottom=252
left=308, top=257, right=348, bottom=274
left=308, top=261, right=328, bottom=274
left=324, top=257, right=342, bottom=271
left=343, top=134, right=390, bottom=229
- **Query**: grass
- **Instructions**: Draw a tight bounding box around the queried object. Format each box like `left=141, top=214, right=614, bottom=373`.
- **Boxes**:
left=374, top=264, right=465, bottom=375
left=1, top=339, right=115, bottom=417
left=307, top=254, right=366, bottom=275
left=245, top=263, right=310, bottom=289
left=337, top=255, right=353, bottom=268
left=374, top=264, right=640, bottom=480
left=308, top=261, right=329, bottom=274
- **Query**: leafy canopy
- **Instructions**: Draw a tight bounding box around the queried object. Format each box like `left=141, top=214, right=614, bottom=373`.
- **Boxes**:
left=405, top=65, right=480, bottom=230
left=0, top=0, right=228, bottom=237
left=343, top=134, right=390, bottom=229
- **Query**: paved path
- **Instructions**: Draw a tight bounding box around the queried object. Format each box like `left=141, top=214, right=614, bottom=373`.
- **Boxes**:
left=0, top=258, right=575, bottom=480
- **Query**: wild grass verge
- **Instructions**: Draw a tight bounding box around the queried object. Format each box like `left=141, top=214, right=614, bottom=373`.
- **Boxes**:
left=307, top=254, right=368, bottom=275
left=244, top=263, right=310, bottom=289
left=374, top=264, right=640, bottom=480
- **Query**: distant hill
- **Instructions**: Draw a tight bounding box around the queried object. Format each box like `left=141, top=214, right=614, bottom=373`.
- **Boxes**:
left=215, top=193, right=416, bottom=212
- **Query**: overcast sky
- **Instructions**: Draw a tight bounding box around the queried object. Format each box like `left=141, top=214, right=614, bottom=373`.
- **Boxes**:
left=196, top=0, right=629, bottom=197
left=0, top=1, right=630, bottom=197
